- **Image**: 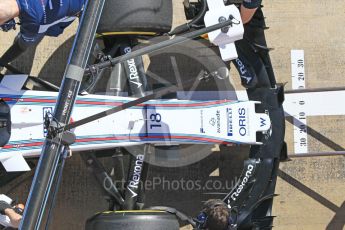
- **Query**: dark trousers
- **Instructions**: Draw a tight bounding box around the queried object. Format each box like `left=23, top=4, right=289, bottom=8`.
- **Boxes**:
left=235, top=7, right=276, bottom=89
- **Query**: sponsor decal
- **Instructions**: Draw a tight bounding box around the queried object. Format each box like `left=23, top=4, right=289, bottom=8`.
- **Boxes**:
left=230, top=164, right=254, bottom=201
left=235, top=58, right=252, bottom=84
left=127, top=154, right=145, bottom=198
left=40, top=0, right=47, bottom=24
left=62, top=90, right=73, bottom=116
left=216, top=110, right=221, bottom=133
left=43, top=107, right=53, bottom=137
left=200, top=110, right=205, bottom=133
left=260, top=117, right=266, bottom=127
left=124, top=47, right=143, bottom=89
left=227, top=108, right=233, bottom=136
left=209, top=118, right=216, bottom=126
left=127, top=59, right=140, bottom=81
left=48, top=0, right=53, bottom=10
left=238, top=108, right=247, bottom=136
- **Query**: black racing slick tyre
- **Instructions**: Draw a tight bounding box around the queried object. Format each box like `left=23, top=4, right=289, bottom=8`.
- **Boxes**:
left=97, top=0, right=173, bottom=34
left=85, top=211, right=179, bottom=230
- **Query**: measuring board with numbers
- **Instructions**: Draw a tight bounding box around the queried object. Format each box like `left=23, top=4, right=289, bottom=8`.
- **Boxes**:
left=290, top=50, right=308, bottom=154
left=287, top=50, right=345, bottom=155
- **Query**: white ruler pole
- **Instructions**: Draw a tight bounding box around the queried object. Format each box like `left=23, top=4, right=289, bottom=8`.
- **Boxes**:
left=291, top=50, right=308, bottom=154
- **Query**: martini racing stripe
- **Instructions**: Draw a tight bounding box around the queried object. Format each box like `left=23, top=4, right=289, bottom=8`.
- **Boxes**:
left=0, top=94, right=237, bottom=109
left=1, top=133, right=237, bottom=152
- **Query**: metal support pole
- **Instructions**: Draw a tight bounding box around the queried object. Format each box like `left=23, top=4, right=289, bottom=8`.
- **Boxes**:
left=288, top=151, right=345, bottom=158
left=20, top=0, right=105, bottom=229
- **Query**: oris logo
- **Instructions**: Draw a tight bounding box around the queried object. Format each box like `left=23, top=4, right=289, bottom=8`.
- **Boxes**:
left=238, top=108, right=247, bottom=136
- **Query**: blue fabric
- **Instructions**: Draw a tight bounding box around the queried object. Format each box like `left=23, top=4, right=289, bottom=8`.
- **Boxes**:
left=16, top=0, right=84, bottom=42
left=242, top=0, right=262, bottom=9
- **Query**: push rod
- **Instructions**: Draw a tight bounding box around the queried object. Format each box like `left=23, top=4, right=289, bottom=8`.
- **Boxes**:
left=288, top=151, right=345, bottom=158
left=85, top=19, right=236, bottom=74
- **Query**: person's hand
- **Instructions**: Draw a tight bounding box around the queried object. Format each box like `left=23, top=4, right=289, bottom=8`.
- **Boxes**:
left=0, top=201, right=12, bottom=215
left=0, top=19, right=17, bottom=32
left=4, top=208, right=22, bottom=228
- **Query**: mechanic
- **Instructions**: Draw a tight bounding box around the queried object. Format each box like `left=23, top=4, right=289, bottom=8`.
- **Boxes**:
left=228, top=0, right=276, bottom=90
left=0, top=197, right=24, bottom=229
left=0, top=0, right=84, bottom=69
left=196, top=199, right=238, bottom=230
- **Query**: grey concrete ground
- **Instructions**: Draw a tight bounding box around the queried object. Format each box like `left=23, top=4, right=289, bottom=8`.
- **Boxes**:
left=1, top=1, right=345, bottom=229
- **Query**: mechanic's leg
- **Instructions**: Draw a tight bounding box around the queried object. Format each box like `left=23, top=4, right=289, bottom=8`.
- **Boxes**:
left=244, top=7, right=277, bottom=87
left=235, top=39, right=271, bottom=88
left=0, top=33, right=44, bottom=66
left=233, top=7, right=277, bottom=92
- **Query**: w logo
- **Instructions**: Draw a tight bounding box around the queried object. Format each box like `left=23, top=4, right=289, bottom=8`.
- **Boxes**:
left=260, top=117, right=266, bottom=127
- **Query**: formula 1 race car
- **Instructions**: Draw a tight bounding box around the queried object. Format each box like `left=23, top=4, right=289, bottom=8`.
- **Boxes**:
left=0, top=0, right=287, bottom=229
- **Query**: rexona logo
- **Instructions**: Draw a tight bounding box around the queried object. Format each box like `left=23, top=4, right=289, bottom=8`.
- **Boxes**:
left=127, top=154, right=144, bottom=198
left=238, top=108, right=247, bottom=136
left=235, top=58, right=252, bottom=84
left=124, top=47, right=143, bottom=89
left=230, top=164, right=254, bottom=201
